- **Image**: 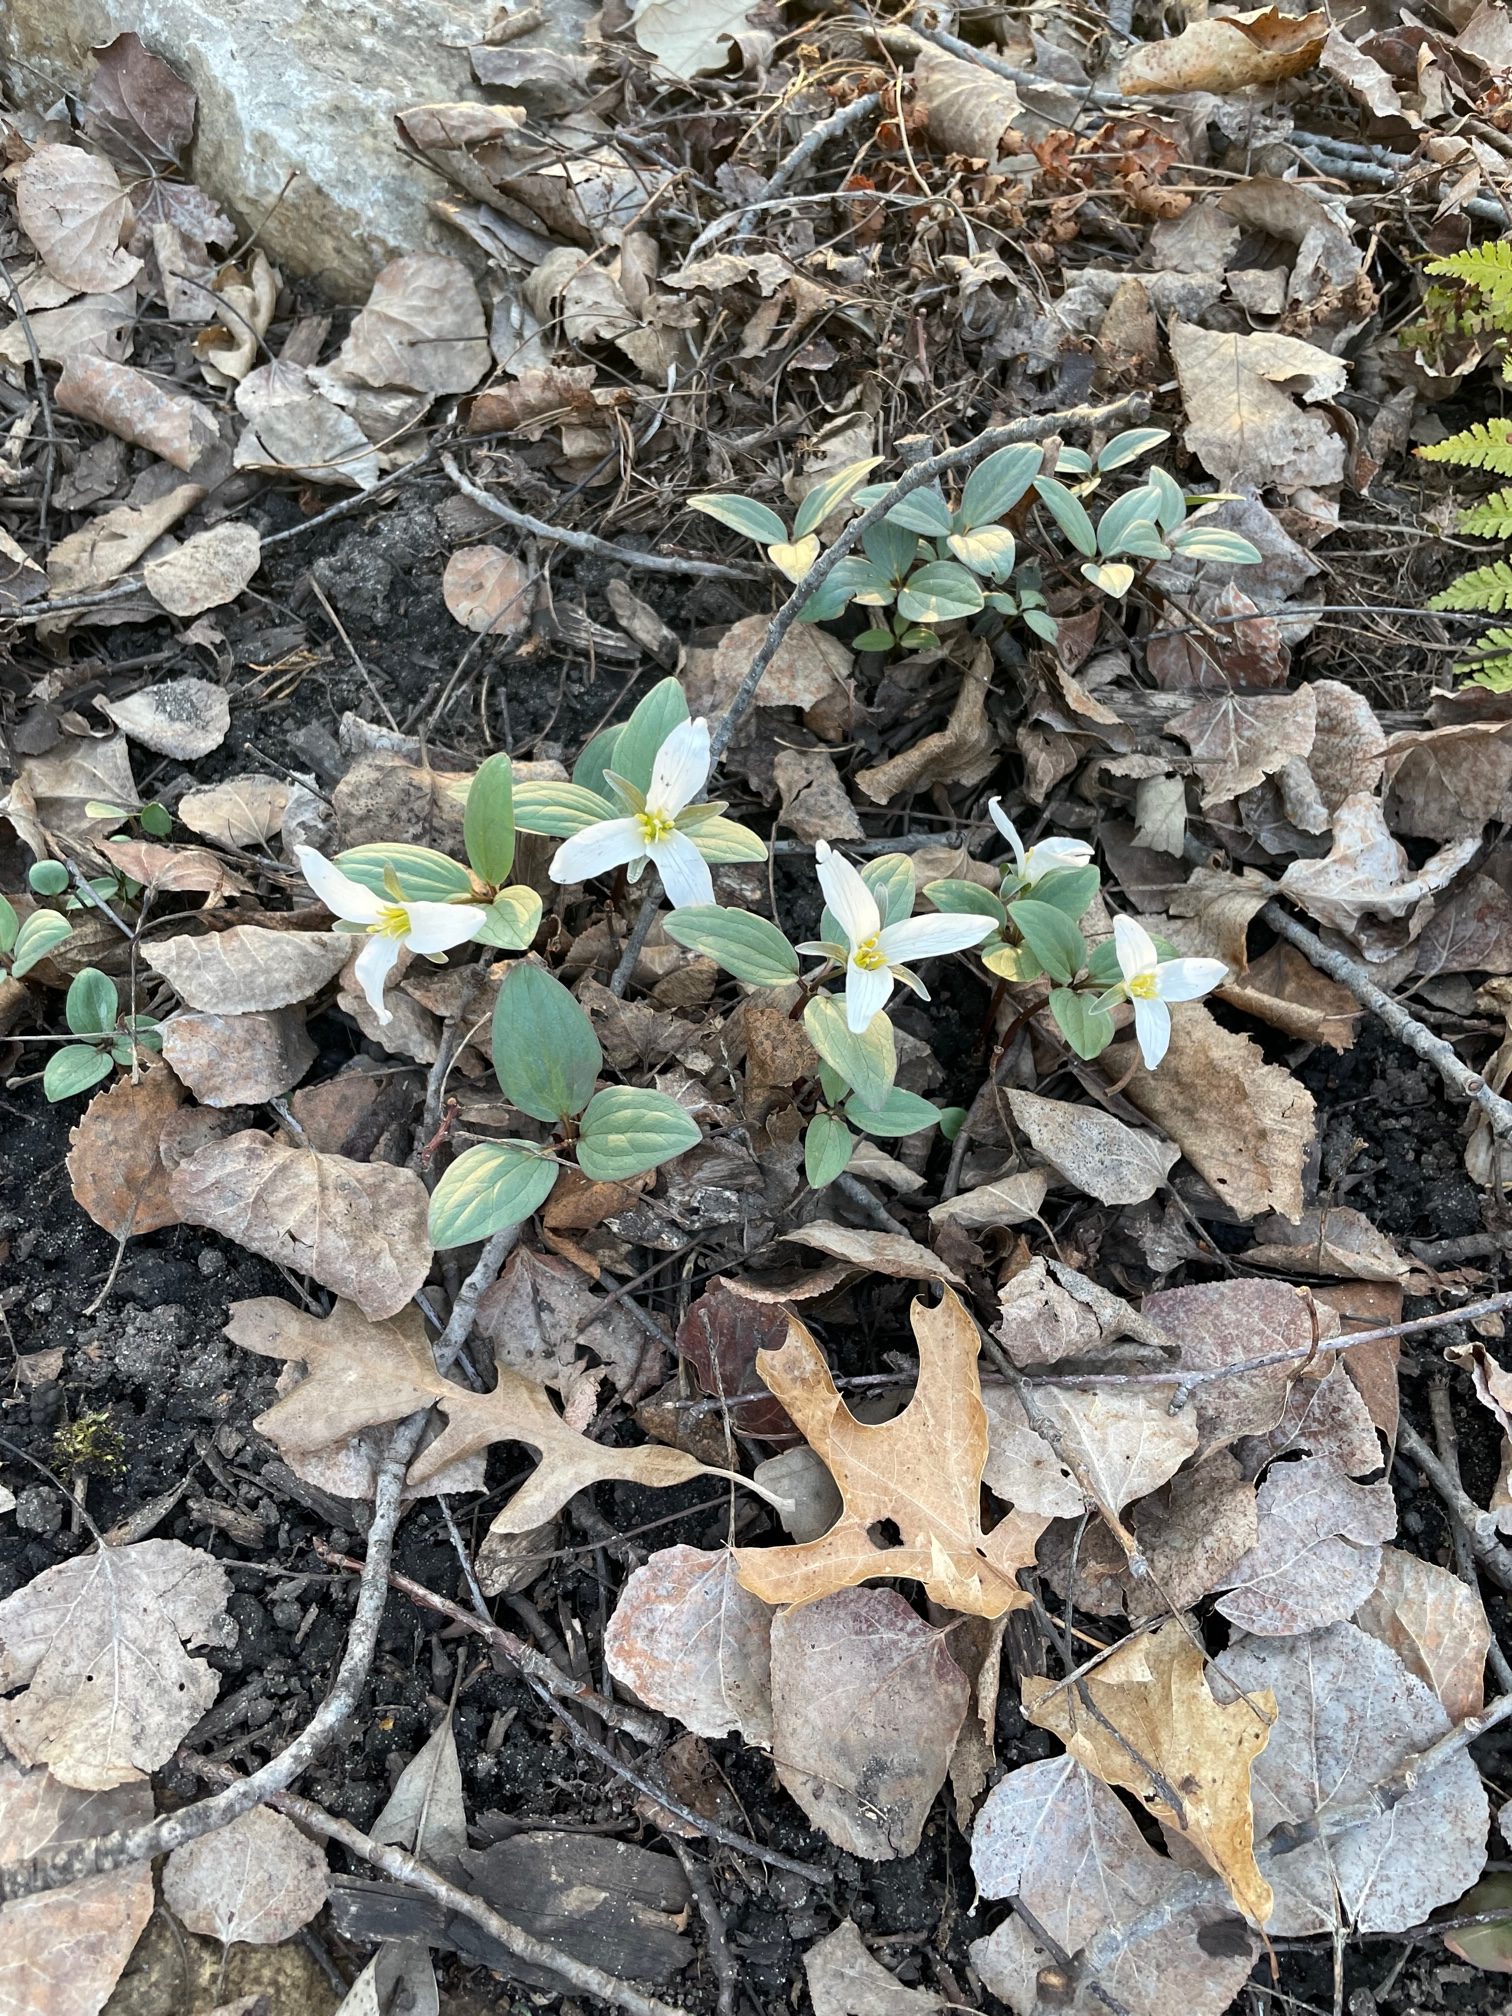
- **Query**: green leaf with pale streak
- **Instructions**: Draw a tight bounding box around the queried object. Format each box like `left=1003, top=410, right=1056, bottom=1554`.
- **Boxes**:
left=429, top=1141, right=559, bottom=1248
left=1049, top=987, right=1116, bottom=1060
left=688, top=493, right=788, bottom=546
left=803, top=993, right=896, bottom=1109
left=804, top=1112, right=854, bottom=1188
left=65, top=967, right=117, bottom=1037
left=923, top=878, right=1008, bottom=927
left=0, top=892, right=16, bottom=956
left=689, top=815, right=768, bottom=865
left=846, top=1086, right=940, bottom=1138
left=792, top=457, right=882, bottom=539
left=1168, top=526, right=1264, bottom=565
left=473, top=884, right=542, bottom=951
left=612, top=677, right=690, bottom=797
left=947, top=524, right=1017, bottom=580
left=492, top=961, right=601, bottom=1121
left=895, top=560, right=983, bottom=625
left=464, top=753, right=516, bottom=886
left=662, top=906, right=798, bottom=985
left=1007, top=900, right=1086, bottom=984
left=335, top=844, right=475, bottom=903
left=573, top=724, right=623, bottom=799
left=960, top=441, right=1042, bottom=526
left=513, top=779, right=617, bottom=837
left=10, top=910, right=71, bottom=978
left=44, top=1044, right=113, bottom=1102
left=1034, top=477, right=1098, bottom=557
left=577, top=1086, right=701, bottom=1181
left=1028, top=866, right=1099, bottom=922
left=1096, top=427, right=1170, bottom=472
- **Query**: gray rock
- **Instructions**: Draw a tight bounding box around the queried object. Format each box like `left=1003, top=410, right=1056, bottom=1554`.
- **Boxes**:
left=1, top=0, right=591, bottom=297
left=14, top=1485, right=65, bottom=1535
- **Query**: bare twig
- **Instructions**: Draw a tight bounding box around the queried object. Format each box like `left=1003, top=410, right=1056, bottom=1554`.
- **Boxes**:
left=181, top=1758, right=686, bottom=2016
left=609, top=884, right=662, bottom=997
left=708, top=393, right=1150, bottom=765
left=1263, top=902, right=1512, bottom=1141
left=1398, top=1417, right=1512, bottom=1595
left=442, top=451, right=754, bottom=582
left=670, top=1841, right=740, bottom=2016
left=0, top=248, right=58, bottom=544
left=684, top=90, right=884, bottom=258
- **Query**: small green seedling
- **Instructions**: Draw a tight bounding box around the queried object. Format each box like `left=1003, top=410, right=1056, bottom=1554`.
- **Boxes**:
left=44, top=966, right=162, bottom=1101
left=428, top=960, right=702, bottom=1247
left=0, top=890, right=75, bottom=981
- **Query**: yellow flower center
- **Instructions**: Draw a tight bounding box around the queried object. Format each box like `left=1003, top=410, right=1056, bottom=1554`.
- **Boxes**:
left=853, top=934, right=889, bottom=972
left=1126, top=970, right=1159, bottom=1000
left=372, top=904, right=410, bottom=939
left=637, top=808, right=675, bottom=846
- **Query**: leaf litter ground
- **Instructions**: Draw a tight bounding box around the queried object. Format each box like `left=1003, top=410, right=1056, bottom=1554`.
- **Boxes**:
left=6, top=14, right=1512, bottom=2016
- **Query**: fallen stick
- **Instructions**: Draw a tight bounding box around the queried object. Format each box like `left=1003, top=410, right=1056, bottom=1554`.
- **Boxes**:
left=180, top=1757, right=686, bottom=2016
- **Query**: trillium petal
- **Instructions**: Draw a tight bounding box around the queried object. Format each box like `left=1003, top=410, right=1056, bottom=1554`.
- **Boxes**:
left=988, top=799, right=1027, bottom=881
left=844, top=958, right=893, bottom=1033
left=551, top=818, right=645, bottom=886
left=1132, top=995, right=1172, bottom=1071
left=403, top=901, right=489, bottom=955
left=892, top=964, right=930, bottom=1000
left=878, top=912, right=995, bottom=964
left=816, top=841, right=880, bottom=948
left=649, top=717, right=712, bottom=816
left=353, top=934, right=401, bottom=1025
left=1113, top=913, right=1159, bottom=985
left=1024, top=835, right=1095, bottom=878
left=296, top=845, right=383, bottom=924
left=649, top=829, right=715, bottom=909
left=1153, top=956, right=1228, bottom=1003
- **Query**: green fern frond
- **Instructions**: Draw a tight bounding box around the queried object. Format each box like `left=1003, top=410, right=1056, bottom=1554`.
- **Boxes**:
left=1458, top=487, right=1512, bottom=537
left=1418, top=420, right=1512, bottom=474
left=1456, top=626, right=1512, bottom=691
left=1427, top=560, right=1512, bottom=612
left=1428, top=241, right=1512, bottom=304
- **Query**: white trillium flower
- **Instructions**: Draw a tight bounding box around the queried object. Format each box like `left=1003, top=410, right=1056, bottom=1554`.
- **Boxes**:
left=296, top=845, right=487, bottom=1027
left=989, top=799, right=1095, bottom=889
left=550, top=717, right=717, bottom=910
left=1110, top=914, right=1227, bottom=1071
left=805, top=841, right=996, bottom=1034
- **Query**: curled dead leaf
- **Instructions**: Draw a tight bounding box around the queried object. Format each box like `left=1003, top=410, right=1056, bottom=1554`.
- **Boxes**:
left=144, top=522, right=262, bottom=617
left=1120, top=8, right=1327, bottom=95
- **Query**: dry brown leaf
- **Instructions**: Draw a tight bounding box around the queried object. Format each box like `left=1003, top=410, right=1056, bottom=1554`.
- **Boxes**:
left=1173, top=686, right=1318, bottom=805
left=781, top=1222, right=961, bottom=1284
left=66, top=1064, right=185, bottom=1238
left=144, top=522, right=262, bottom=617
left=929, top=1168, right=1049, bottom=1234
left=46, top=483, right=205, bottom=596
left=1445, top=1340, right=1512, bottom=1530
left=1228, top=1623, right=1488, bottom=1935
left=1126, top=1452, right=1260, bottom=1620
left=1005, top=1089, right=1178, bottom=1206
left=604, top=1545, right=773, bottom=1744
left=683, top=614, right=854, bottom=739
left=734, top=1289, right=1045, bottom=1618
left=983, top=1382, right=1198, bottom=1540
left=856, top=649, right=995, bottom=803
left=161, top=1009, right=316, bottom=1107
left=1222, top=940, right=1360, bottom=1050
left=1112, top=1004, right=1314, bottom=1223
left=772, top=747, right=864, bottom=843
left=991, top=1256, right=1102, bottom=1366
left=99, top=674, right=229, bottom=758
left=145, top=927, right=352, bottom=1013
left=195, top=251, right=280, bottom=387
left=1236, top=1358, right=1382, bottom=1478
left=1383, top=721, right=1512, bottom=842
left=913, top=45, right=1023, bottom=161
left=0, top=1539, right=233, bottom=1790
left=55, top=356, right=220, bottom=473
left=13, top=144, right=143, bottom=292
left=332, top=254, right=489, bottom=395
left=1024, top=1617, right=1275, bottom=1924
left=1355, top=1546, right=1490, bottom=1722
left=969, top=1757, right=1257, bottom=2016
left=97, top=837, right=248, bottom=900
left=1120, top=8, right=1326, bottom=94
left=0, top=288, right=136, bottom=373
left=1242, top=1203, right=1416, bottom=1283
left=171, top=1131, right=431, bottom=1320
left=0, top=1761, right=154, bottom=2016
left=804, top=1918, right=943, bottom=2016
left=1278, top=791, right=1480, bottom=942
left=476, top=1245, right=644, bottom=1401
left=442, top=544, right=534, bottom=639
left=371, top=1714, right=468, bottom=1870
left=467, top=364, right=602, bottom=439
left=177, top=773, right=291, bottom=846
left=769, top=1587, right=969, bottom=1860
left=227, top=1298, right=484, bottom=1503
left=163, top=1806, right=329, bottom=1946
left=1415, top=874, right=1512, bottom=979
left=1216, top=1455, right=1395, bottom=1634
left=85, top=31, right=197, bottom=166
left=1169, top=322, right=1346, bottom=492
left=234, top=361, right=381, bottom=490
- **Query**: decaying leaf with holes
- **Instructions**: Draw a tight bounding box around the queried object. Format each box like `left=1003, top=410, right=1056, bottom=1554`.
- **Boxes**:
left=734, top=1288, right=1046, bottom=1618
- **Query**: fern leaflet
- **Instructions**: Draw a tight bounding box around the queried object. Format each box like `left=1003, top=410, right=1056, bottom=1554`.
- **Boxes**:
left=1428, top=560, right=1512, bottom=612
left=1417, top=419, right=1512, bottom=474
left=1427, top=242, right=1512, bottom=305
left=1458, top=625, right=1512, bottom=691
left=1457, top=487, right=1512, bottom=538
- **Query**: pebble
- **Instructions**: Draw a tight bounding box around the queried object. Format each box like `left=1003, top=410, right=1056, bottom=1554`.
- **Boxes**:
left=14, top=1485, right=64, bottom=1535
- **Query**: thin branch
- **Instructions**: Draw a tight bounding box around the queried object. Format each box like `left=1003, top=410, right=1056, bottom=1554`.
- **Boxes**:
left=1398, top=1417, right=1512, bottom=1594
left=442, top=450, right=755, bottom=582
left=609, top=884, right=662, bottom=997
left=181, top=1758, right=687, bottom=2016
left=708, top=392, right=1150, bottom=765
